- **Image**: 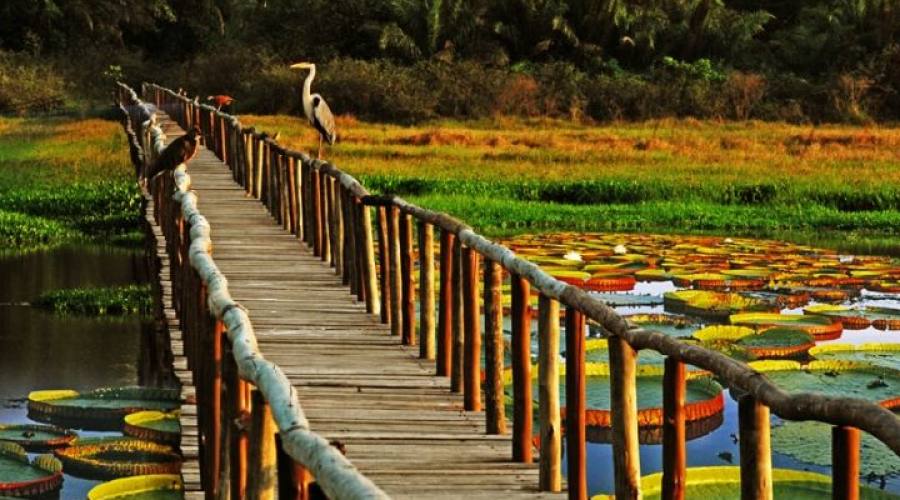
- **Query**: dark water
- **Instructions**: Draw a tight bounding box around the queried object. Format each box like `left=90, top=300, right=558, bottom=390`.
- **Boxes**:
left=0, top=245, right=150, bottom=498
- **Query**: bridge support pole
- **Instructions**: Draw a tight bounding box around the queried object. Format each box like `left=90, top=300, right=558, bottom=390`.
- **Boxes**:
left=511, top=275, right=532, bottom=463
left=662, top=358, right=686, bottom=500
left=436, top=230, right=455, bottom=376
left=484, top=260, right=506, bottom=434
left=738, top=395, right=773, bottom=500
left=462, top=247, right=481, bottom=411
left=565, top=308, right=587, bottom=499
left=248, top=390, right=277, bottom=500
left=538, top=295, right=561, bottom=491
left=832, top=425, right=860, bottom=500
left=418, top=222, right=435, bottom=359
left=609, top=334, right=641, bottom=499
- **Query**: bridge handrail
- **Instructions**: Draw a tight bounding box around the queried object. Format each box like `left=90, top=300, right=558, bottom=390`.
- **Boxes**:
left=137, top=81, right=899, bottom=499
left=116, top=82, right=388, bottom=500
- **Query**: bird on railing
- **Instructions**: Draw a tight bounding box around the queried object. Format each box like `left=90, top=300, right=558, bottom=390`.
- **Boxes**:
left=143, top=126, right=203, bottom=185
left=290, top=62, right=336, bottom=159
left=207, top=94, right=235, bottom=111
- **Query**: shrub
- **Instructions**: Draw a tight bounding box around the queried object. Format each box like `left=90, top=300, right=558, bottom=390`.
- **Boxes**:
left=0, top=51, right=68, bottom=115
left=722, top=71, right=766, bottom=120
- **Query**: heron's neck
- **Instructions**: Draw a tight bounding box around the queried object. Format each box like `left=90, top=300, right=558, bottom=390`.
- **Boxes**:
left=302, top=65, right=316, bottom=120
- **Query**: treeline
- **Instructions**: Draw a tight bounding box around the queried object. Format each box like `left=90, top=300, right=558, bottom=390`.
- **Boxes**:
left=0, top=0, right=898, bottom=122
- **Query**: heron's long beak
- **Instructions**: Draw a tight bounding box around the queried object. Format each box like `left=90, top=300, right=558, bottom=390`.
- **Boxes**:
left=290, top=62, right=312, bottom=69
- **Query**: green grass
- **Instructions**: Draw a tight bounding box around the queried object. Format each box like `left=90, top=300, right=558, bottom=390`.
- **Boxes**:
left=32, top=284, right=152, bottom=315
left=0, top=117, right=141, bottom=252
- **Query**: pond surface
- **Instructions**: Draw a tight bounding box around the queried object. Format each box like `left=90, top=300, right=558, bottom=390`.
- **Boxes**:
left=0, top=245, right=150, bottom=498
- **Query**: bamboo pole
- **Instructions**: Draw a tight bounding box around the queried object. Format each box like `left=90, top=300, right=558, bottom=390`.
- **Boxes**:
left=450, top=237, right=464, bottom=393
left=538, top=295, right=561, bottom=491
left=832, top=426, right=860, bottom=500
left=248, top=390, right=277, bottom=500
left=436, top=231, right=455, bottom=376
left=662, top=358, right=687, bottom=500
left=609, top=334, right=641, bottom=499
left=511, top=275, right=532, bottom=463
left=418, top=222, right=435, bottom=358
left=484, top=260, right=506, bottom=434
left=377, top=207, right=391, bottom=324
left=462, top=247, right=481, bottom=411
left=565, top=307, right=587, bottom=500
left=400, top=212, right=415, bottom=345
left=388, top=206, right=402, bottom=337
left=738, top=395, right=773, bottom=500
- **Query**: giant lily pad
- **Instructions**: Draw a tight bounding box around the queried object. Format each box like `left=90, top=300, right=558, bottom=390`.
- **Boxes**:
left=123, top=411, right=181, bottom=446
left=591, top=466, right=896, bottom=499
left=28, top=387, right=181, bottom=431
left=88, top=474, right=183, bottom=500
left=55, top=437, right=182, bottom=480
left=809, top=343, right=900, bottom=371
left=665, top=290, right=775, bottom=321
left=589, top=293, right=662, bottom=307
left=731, top=313, right=843, bottom=340
left=0, top=442, right=63, bottom=497
left=734, top=328, right=816, bottom=359
left=0, top=423, right=77, bottom=452
left=772, top=420, right=900, bottom=477
left=749, top=360, right=900, bottom=408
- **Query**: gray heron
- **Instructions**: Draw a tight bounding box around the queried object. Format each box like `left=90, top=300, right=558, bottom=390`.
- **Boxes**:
left=290, top=62, right=336, bottom=159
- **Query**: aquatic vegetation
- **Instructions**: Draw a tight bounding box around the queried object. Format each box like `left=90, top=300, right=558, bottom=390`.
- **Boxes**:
left=123, top=411, right=181, bottom=446
left=809, top=344, right=900, bottom=371
left=0, top=209, right=76, bottom=250
left=730, top=313, right=843, bottom=340
left=32, top=284, right=152, bottom=315
left=0, top=424, right=77, bottom=452
left=55, top=437, right=181, bottom=480
left=772, top=420, right=900, bottom=477
left=28, top=387, right=181, bottom=431
left=88, top=474, right=183, bottom=500
left=591, top=466, right=896, bottom=499
left=0, top=442, right=63, bottom=497
left=749, top=360, right=900, bottom=408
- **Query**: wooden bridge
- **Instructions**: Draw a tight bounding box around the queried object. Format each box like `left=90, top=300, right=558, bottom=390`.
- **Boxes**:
left=117, top=82, right=900, bottom=500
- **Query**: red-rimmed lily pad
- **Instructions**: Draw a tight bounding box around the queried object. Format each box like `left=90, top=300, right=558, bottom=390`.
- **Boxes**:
left=749, top=360, right=900, bottom=408
left=28, top=387, right=181, bottom=431
left=123, top=411, right=181, bottom=446
left=734, top=327, right=815, bottom=359
left=88, top=474, right=183, bottom=500
left=809, top=343, right=900, bottom=371
left=591, top=466, right=896, bottom=499
left=665, top=290, right=776, bottom=321
left=731, top=313, right=843, bottom=340
left=0, top=424, right=77, bottom=452
left=624, top=313, right=700, bottom=338
left=55, top=437, right=182, bottom=480
left=0, top=442, right=63, bottom=498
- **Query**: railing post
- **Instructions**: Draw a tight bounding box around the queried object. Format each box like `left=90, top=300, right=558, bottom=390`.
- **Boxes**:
left=538, top=295, right=561, bottom=491
left=450, top=237, right=464, bottom=393
left=208, top=319, right=224, bottom=497
left=436, top=230, right=456, bottom=376
left=662, top=357, right=687, bottom=500
left=319, top=168, right=330, bottom=264
left=832, top=426, right=860, bottom=500
left=352, top=197, right=366, bottom=304
left=312, top=167, right=323, bottom=257
left=331, top=179, right=343, bottom=276
left=248, top=390, right=277, bottom=500
left=377, top=206, right=391, bottom=323
left=400, top=212, right=416, bottom=345
left=462, top=247, right=481, bottom=411
left=418, top=221, right=435, bottom=359
left=359, top=200, right=380, bottom=315
left=511, top=275, right=532, bottom=463
left=484, top=260, right=506, bottom=434
left=343, top=188, right=358, bottom=297
left=738, top=395, right=773, bottom=500
left=275, top=434, right=310, bottom=500
left=388, top=205, right=402, bottom=337
left=293, top=156, right=303, bottom=241
left=565, top=307, right=587, bottom=499
left=609, top=334, right=641, bottom=499
left=229, top=355, right=250, bottom=500
left=301, top=161, right=312, bottom=245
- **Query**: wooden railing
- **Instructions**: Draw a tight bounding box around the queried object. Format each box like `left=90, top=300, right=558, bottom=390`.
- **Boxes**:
left=116, top=83, right=388, bottom=500
left=132, top=81, right=899, bottom=500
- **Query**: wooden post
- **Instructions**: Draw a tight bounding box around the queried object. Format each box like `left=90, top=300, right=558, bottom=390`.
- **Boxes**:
left=484, top=260, right=506, bottom=434
left=301, top=161, right=312, bottom=245
left=511, top=275, right=532, bottom=463
left=462, top=247, right=481, bottom=411
left=352, top=198, right=366, bottom=304
left=344, top=189, right=358, bottom=297
left=738, top=395, right=773, bottom=500
left=209, top=320, right=224, bottom=497
left=275, top=434, right=310, bottom=500
left=832, top=426, right=860, bottom=500
left=565, top=308, right=587, bottom=500
left=230, top=359, right=250, bottom=500
left=418, top=221, right=435, bottom=359
left=319, top=169, right=330, bottom=264
left=359, top=201, right=380, bottom=315
left=399, top=212, right=415, bottom=345
left=312, top=168, right=323, bottom=257
left=377, top=206, right=391, bottom=324
left=294, top=157, right=303, bottom=241
left=388, top=206, right=402, bottom=337
left=248, top=390, right=277, bottom=500
left=331, top=179, right=344, bottom=277
left=609, top=334, right=641, bottom=499
left=538, top=295, right=561, bottom=491
left=436, top=230, right=455, bottom=376
left=662, top=358, right=686, bottom=500
left=450, top=237, right=464, bottom=394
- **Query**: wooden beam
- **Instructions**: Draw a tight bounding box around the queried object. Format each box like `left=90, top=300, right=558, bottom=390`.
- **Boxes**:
left=418, top=221, right=435, bottom=359
left=400, top=212, right=415, bottom=345
left=436, top=230, right=455, bottom=376
left=609, top=334, right=641, bottom=499
left=462, top=247, right=481, bottom=411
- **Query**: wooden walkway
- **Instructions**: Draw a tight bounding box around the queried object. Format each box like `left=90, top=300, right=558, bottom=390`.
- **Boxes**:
left=157, top=115, right=564, bottom=498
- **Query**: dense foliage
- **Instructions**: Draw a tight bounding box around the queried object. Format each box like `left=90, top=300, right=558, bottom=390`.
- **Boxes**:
left=33, top=284, right=152, bottom=315
left=0, top=0, right=897, bottom=122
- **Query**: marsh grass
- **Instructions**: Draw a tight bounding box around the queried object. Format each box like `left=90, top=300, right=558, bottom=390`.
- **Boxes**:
left=33, top=284, right=152, bottom=315
left=0, top=117, right=141, bottom=251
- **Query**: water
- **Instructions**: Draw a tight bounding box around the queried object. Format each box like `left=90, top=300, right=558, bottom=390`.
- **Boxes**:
left=0, top=245, right=150, bottom=498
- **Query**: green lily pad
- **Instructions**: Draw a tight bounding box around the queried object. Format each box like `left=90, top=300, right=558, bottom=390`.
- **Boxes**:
left=772, top=420, right=900, bottom=477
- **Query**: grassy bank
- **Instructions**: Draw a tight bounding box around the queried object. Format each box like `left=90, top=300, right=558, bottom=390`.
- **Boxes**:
left=0, top=117, right=142, bottom=251
left=244, top=115, right=900, bottom=251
